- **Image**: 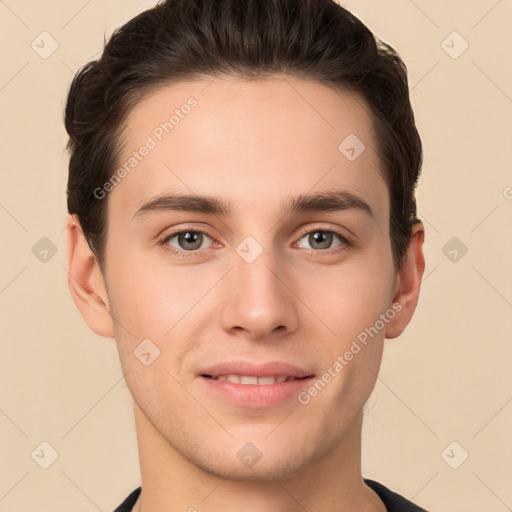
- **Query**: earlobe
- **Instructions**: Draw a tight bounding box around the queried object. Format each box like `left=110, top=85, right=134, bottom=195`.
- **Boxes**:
left=385, top=221, right=425, bottom=339
left=65, top=214, right=115, bottom=338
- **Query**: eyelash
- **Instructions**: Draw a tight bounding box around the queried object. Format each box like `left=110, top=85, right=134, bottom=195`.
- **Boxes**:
left=158, top=226, right=351, bottom=259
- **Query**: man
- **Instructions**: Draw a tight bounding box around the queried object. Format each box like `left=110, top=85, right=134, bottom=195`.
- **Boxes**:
left=64, top=0, right=428, bottom=510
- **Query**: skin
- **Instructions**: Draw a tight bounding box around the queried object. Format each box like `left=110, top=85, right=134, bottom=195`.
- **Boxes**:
left=66, top=74, right=425, bottom=512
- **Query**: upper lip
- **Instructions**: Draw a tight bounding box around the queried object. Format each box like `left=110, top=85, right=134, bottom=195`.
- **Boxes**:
left=200, top=361, right=314, bottom=378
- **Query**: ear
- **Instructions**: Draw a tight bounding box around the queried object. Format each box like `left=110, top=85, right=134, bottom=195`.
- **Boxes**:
left=385, top=221, right=425, bottom=339
left=65, top=214, right=115, bottom=338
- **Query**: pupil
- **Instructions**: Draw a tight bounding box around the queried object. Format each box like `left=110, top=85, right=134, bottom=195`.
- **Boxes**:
left=181, top=231, right=201, bottom=250
left=311, top=231, right=331, bottom=250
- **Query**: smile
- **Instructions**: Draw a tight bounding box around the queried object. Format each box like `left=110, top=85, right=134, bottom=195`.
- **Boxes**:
left=202, top=374, right=304, bottom=384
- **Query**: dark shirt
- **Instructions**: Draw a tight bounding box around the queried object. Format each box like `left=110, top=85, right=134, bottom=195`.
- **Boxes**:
left=113, top=479, right=429, bottom=511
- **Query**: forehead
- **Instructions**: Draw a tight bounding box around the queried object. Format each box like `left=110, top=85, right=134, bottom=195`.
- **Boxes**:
left=108, top=75, right=388, bottom=224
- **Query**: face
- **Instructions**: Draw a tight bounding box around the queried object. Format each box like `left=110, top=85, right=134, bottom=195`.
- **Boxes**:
left=96, top=75, right=401, bottom=480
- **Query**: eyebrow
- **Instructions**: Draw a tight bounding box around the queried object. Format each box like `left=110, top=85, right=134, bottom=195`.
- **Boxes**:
left=133, top=190, right=374, bottom=219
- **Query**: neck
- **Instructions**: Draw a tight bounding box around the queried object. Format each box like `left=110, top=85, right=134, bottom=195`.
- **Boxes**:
left=132, top=402, right=385, bottom=512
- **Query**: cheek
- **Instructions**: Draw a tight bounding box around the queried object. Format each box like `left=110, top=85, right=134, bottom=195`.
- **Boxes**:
left=301, top=256, right=394, bottom=341
left=109, top=265, right=197, bottom=338
left=307, top=263, right=389, bottom=409
left=106, top=252, right=224, bottom=374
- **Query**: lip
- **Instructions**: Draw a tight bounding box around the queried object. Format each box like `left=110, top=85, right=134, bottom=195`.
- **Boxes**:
left=198, top=360, right=315, bottom=408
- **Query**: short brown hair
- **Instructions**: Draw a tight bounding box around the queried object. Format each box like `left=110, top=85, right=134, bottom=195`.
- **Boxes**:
left=65, top=0, right=422, bottom=272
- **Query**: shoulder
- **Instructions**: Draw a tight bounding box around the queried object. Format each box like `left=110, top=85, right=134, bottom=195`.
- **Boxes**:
left=114, top=482, right=430, bottom=512
left=113, top=486, right=141, bottom=512
left=364, top=479, right=431, bottom=512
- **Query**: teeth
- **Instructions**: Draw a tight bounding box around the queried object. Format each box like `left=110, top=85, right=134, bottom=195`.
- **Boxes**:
left=240, top=376, right=258, bottom=385
left=210, top=374, right=294, bottom=385
left=258, top=376, right=279, bottom=385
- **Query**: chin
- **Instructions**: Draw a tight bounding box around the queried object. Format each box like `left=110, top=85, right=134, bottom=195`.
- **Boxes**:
left=192, top=451, right=311, bottom=483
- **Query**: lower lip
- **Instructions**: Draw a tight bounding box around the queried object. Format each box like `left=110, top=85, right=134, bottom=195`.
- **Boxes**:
left=198, top=375, right=315, bottom=408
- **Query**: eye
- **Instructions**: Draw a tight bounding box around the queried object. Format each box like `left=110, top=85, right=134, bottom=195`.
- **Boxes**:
left=161, top=230, right=214, bottom=254
left=295, top=228, right=349, bottom=252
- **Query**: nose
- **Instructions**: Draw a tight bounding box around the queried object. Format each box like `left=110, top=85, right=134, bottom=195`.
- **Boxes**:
left=219, top=246, right=299, bottom=341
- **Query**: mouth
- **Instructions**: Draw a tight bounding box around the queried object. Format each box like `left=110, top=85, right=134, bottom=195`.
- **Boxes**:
left=201, top=374, right=311, bottom=385
left=197, top=361, right=316, bottom=408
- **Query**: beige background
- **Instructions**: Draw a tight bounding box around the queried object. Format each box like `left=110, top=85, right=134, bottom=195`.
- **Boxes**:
left=0, top=0, right=511, bottom=510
